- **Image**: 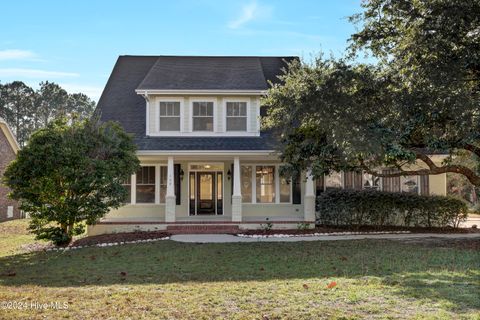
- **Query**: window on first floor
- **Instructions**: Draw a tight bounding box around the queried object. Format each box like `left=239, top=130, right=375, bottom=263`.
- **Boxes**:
left=362, top=172, right=381, bottom=190
left=226, top=102, right=247, bottom=131
left=159, top=101, right=180, bottom=131
left=240, top=165, right=291, bottom=204
left=256, top=166, right=276, bottom=203
left=122, top=175, right=131, bottom=203
left=325, top=171, right=342, bottom=190
left=193, top=101, right=214, bottom=131
left=136, top=166, right=155, bottom=203
left=401, top=175, right=419, bottom=193
left=133, top=166, right=168, bottom=204
left=241, top=165, right=253, bottom=203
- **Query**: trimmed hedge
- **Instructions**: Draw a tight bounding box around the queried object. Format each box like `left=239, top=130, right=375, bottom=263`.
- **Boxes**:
left=316, top=189, right=468, bottom=228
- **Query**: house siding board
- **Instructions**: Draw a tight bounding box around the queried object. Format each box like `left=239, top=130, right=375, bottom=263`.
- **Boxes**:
left=0, top=129, right=20, bottom=220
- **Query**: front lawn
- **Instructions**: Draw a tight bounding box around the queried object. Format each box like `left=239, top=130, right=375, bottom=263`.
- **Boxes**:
left=0, top=220, right=478, bottom=319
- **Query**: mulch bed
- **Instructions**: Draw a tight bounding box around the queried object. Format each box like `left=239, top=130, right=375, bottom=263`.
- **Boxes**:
left=240, top=225, right=479, bottom=236
left=71, top=231, right=171, bottom=247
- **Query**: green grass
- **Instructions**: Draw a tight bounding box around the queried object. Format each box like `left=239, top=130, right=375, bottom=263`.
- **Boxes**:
left=0, top=220, right=479, bottom=319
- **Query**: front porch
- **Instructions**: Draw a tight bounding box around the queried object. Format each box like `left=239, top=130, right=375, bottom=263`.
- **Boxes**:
left=88, top=152, right=316, bottom=235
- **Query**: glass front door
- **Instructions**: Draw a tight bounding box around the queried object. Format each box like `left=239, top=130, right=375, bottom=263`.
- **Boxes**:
left=189, top=171, right=223, bottom=215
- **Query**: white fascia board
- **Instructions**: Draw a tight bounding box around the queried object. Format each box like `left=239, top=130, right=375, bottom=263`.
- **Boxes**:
left=135, top=89, right=266, bottom=96
left=0, top=118, right=20, bottom=153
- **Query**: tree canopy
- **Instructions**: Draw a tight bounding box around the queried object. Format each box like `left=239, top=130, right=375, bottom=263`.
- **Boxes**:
left=2, top=118, right=139, bottom=245
left=0, top=81, right=95, bottom=146
left=263, top=0, right=480, bottom=186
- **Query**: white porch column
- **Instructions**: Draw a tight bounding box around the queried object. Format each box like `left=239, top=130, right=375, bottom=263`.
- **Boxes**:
left=165, top=156, right=176, bottom=222
left=304, top=169, right=316, bottom=222
left=232, top=156, right=242, bottom=222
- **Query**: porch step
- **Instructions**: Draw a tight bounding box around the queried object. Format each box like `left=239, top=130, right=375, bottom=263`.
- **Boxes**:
left=167, top=224, right=240, bottom=234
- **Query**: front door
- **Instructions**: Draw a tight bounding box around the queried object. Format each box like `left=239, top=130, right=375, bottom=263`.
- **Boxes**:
left=189, top=171, right=223, bottom=215
left=197, top=172, right=215, bottom=214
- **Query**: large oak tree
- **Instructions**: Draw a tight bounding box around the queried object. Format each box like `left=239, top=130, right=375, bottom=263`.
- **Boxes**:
left=263, top=0, right=480, bottom=186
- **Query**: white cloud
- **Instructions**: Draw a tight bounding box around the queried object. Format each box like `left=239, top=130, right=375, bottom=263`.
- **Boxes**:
left=60, top=83, right=103, bottom=101
left=0, top=49, right=36, bottom=61
left=228, top=1, right=271, bottom=29
left=0, top=68, right=79, bottom=78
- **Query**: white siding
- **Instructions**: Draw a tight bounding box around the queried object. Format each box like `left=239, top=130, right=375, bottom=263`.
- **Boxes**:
left=183, top=97, right=190, bottom=132
left=249, top=97, right=258, bottom=133
left=216, top=97, right=224, bottom=132
left=149, top=101, right=156, bottom=134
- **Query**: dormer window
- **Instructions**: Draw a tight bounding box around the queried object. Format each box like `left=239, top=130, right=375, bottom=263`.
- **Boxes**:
left=192, top=101, right=214, bottom=131
left=159, top=101, right=180, bottom=131
left=226, top=102, right=247, bottom=131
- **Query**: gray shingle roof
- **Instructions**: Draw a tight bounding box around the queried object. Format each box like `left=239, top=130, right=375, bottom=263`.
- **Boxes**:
left=97, top=55, right=295, bottom=151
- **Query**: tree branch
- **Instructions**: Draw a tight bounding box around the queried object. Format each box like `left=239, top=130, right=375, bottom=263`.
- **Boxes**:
left=464, top=143, right=480, bottom=158
left=358, top=155, right=480, bottom=186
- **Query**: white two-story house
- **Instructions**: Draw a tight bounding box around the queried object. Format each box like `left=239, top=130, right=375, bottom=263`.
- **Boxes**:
left=89, top=55, right=447, bottom=235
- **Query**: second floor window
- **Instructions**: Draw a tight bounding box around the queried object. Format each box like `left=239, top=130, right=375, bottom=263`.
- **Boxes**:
left=226, top=102, right=247, bottom=131
left=159, top=102, right=180, bottom=131
left=193, top=102, right=214, bottom=131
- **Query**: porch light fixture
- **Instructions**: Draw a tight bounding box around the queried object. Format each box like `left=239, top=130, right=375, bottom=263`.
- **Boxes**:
left=179, top=168, right=185, bottom=181
left=227, top=169, right=231, bottom=180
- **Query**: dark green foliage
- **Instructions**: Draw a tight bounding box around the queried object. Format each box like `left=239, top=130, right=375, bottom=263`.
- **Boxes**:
left=2, top=117, right=139, bottom=245
left=317, top=190, right=468, bottom=228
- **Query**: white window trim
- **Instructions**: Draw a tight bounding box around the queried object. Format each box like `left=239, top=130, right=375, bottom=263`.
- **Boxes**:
left=129, top=164, right=168, bottom=205
left=148, top=97, right=184, bottom=136
left=224, top=98, right=250, bottom=133
left=145, top=96, right=259, bottom=137
left=241, top=164, right=293, bottom=205
left=190, top=98, right=217, bottom=134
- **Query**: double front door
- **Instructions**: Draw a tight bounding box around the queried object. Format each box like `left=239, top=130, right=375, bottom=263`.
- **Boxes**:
left=189, top=171, right=223, bottom=215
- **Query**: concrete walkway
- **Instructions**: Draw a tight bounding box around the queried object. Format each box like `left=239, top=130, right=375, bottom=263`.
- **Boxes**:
left=170, top=232, right=480, bottom=243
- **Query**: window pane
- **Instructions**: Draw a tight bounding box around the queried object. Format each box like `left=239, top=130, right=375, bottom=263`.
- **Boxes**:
left=136, top=185, right=155, bottom=203
left=280, top=177, right=291, bottom=203
left=160, top=117, right=180, bottom=131
left=193, top=117, right=213, bottom=131
left=226, top=117, right=247, bottom=131
left=362, top=173, right=380, bottom=190
left=136, top=166, right=155, bottom=203
left=401, top=176, right=419, bottom=193
left=241, top=166, right=252, bottom=203
left=206, top=102, right=213, bottom=116
left=325, top=171, right=342, bottom=190
left=159, top=103, right=167, bottom=116
left=256, top=166, right=275, bottom=203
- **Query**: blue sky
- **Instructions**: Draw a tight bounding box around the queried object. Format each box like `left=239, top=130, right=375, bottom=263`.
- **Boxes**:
left=0, top=0, right=362, bottom=101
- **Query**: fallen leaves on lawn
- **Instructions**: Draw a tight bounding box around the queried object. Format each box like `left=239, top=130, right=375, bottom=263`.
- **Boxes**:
left=303, top=284, right=309, bottom=289
left=327, top=281, right=337, bottom=289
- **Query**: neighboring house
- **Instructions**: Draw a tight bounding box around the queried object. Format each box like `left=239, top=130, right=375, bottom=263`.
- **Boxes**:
left=90, top=55, right=447, bottom=235
left=0, top=118, right=20, bottom=220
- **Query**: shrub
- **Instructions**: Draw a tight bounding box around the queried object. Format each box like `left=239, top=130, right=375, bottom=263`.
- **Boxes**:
left=316, top=189, right=468, bottom=228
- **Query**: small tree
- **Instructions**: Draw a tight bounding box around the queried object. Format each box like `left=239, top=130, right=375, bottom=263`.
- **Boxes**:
left=3, top=117, right=139, bottom=245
